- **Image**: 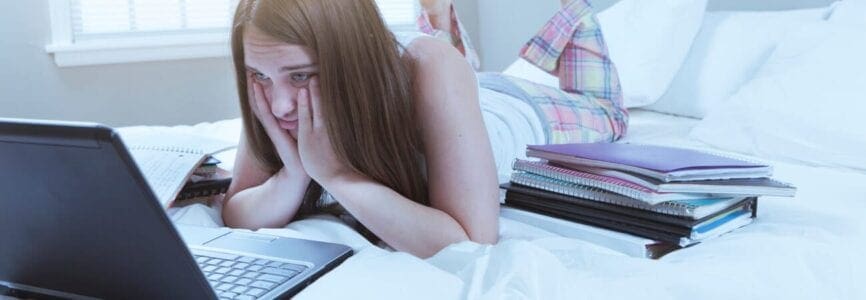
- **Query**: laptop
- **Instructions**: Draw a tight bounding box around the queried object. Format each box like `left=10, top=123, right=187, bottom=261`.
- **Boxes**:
left=0, top=118, right=353, bottom=299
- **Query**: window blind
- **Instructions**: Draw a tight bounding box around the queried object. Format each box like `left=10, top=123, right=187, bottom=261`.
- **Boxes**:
left=376, top=0, right=420, bottom=30
left=69, top=0, right=419, bottom=42
left=71, top=0, right=239, bottom=41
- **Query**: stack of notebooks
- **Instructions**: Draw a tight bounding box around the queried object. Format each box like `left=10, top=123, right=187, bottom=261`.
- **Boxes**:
left=503, top=143, right=797, bottom=258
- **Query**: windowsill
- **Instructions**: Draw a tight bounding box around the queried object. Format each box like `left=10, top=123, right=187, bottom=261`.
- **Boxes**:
left=45, top=35, right=231, bottom=67
left=45, top=24, right=418, bottom=68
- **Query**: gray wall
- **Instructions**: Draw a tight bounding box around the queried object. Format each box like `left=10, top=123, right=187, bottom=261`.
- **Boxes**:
left=475, top=0, right=838, bottom=72
left=1, top=0, right=239, bottom=127
left=454, top=0, right=481, bottom=53
left=0, top=0, right=838, bottom=126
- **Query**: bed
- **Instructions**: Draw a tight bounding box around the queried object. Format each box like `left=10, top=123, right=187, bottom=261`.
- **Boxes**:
left=128, top=0, right=866, bottom=298
left=122, top=107, right=862, bottom=299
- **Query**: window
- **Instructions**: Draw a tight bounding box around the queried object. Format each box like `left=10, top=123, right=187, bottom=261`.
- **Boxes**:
left=47, top=0, right=420, bottom=67
left=376, top=0, right=420, bottom=31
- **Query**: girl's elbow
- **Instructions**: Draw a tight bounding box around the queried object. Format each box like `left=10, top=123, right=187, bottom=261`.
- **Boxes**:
left=469, top=231, right=499, bottom=245
left=220, top=198, right=259, bottom=230
left=466, top=222, right=499, bottom=245
left=221, top=204, right=244, bottom=229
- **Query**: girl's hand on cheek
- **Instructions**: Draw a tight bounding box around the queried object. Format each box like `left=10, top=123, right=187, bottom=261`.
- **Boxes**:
left=297, top=78, right=355, bottom=185
left=248, top=76, right=309, bottom=181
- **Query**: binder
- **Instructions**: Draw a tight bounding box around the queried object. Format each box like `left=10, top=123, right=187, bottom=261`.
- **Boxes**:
left=502, top=183, right=757, bottom=245
left=499, top=207, right=681, bottom=259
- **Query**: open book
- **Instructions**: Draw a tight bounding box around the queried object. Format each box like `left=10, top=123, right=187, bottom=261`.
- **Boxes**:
left=119, top=130, right=236, bottom=208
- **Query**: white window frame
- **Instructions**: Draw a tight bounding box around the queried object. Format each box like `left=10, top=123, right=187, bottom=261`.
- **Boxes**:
left=46, top=0, right=233, bottom=67
left=46, top=0, right=420, bottom=68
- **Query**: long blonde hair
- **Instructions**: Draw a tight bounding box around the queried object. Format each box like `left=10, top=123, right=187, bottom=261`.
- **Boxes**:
left=231, top=0, right=428, bottom=206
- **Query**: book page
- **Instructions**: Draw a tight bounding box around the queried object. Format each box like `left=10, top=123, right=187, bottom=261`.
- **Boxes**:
left=120, top=130, right=236, bottom=155
left=129, top=149, right=206, bottom=208
left=118, top=128, right=237, bottom=208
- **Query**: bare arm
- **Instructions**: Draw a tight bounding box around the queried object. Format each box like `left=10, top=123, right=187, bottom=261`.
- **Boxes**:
left=221, top=134, right=310, bottom=229
left=319, top=37, right=500, bottom=257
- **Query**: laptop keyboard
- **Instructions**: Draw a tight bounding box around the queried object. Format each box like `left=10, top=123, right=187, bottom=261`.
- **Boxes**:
left=192, top=249, right=308, bottom=300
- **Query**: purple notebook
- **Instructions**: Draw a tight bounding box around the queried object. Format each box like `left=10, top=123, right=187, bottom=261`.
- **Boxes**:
left=526, top=143, right=772, bottom=182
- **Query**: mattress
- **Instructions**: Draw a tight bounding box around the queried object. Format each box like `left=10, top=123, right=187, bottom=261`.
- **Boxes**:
left=143, top=109, right=865, bottom=299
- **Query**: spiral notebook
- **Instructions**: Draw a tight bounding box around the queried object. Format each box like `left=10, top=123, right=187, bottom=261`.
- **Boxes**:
left=513, top=160, right=797, bottom=202
left=119, top=130, right=236, bottom=208
left=513, top=160, right=707, bottom=204
left=507, top=174, right=746, bottom=220
left=526, top=143, right=773, bottom=182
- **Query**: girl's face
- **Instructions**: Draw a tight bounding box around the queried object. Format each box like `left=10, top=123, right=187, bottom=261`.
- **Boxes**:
left=243, top=25, right=318, bottom=139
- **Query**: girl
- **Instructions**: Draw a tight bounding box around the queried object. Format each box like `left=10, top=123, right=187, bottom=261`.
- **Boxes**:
left=222, top=0, right=627, bottom=258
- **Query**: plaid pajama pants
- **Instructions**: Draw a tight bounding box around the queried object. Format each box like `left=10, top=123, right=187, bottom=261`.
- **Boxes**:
left=417, top=0, right=628, bottom=143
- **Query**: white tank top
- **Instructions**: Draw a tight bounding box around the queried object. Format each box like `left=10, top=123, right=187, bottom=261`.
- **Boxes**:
left=393, top=30, right=429, bottom=54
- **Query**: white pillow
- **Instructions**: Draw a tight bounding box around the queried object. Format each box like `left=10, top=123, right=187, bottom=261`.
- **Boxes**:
left=597, top=0, right=708, bottom=108
left=829, top=0, right=866, bottom=24
left=502, top=58, right=559, bottom=88
left=502, top=0, right=709, bottom=109
left=647, top=8, right=830, bottom=119
left=690, top=22, right=866, bottom=171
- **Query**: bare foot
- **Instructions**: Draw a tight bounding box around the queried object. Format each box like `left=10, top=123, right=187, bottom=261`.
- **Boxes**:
left=420, top=0, right=452, bottom=18
left=420, top=0, right=453, bottom=33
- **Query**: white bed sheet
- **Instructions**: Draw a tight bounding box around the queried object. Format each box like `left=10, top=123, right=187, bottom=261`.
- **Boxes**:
left=144, top=109, right=866, bottom=300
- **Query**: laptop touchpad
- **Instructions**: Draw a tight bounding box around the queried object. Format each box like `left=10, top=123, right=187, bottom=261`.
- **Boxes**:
left=207, top=232, right=279, bottom=245
left=176, top=225, right=233, bottom=245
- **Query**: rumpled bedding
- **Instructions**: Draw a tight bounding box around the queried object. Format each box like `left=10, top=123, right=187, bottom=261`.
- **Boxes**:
left=126, top=108, right=866, bottom=299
